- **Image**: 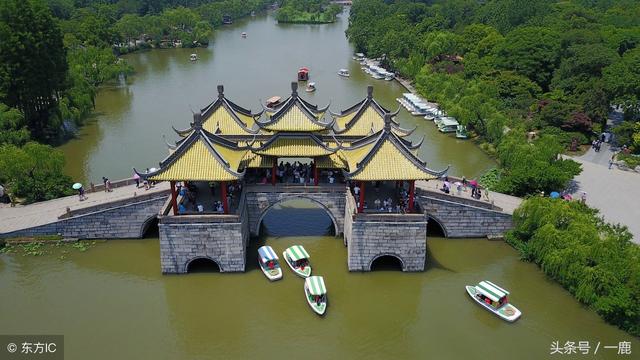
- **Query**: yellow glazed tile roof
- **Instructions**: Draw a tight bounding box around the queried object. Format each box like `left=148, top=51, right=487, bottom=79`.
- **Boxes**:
left=348, top=140, right=438, bottom=181
left=242, top=152, right=273, bottom=168
left=341, top=142, right=376, bottom=171
left=203, top=107, right=255, bottom=135
left=340, top=107, right=381, bottom=136
left=316, top=153, right=346, bottom=168
left=263, top=106, right=328, bottom=132
left=150, top=139, right=245, bottom=181
left=254, top=137, right=335, bottom=157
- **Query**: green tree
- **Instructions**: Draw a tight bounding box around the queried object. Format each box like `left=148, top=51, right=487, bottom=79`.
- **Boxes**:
left=495, top=133, right=582, bottom=196
left=0, top=142, right=74, bottom=203
left=495, top=26, right=561, bottom=91
left=0, top=103, right=30, bottom=146
left=603, top=47, right=640, bottom=117
left=0, top=0, right=68, bottom=141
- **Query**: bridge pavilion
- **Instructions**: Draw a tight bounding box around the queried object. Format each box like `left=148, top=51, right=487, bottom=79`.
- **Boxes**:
left=137, top=83, right=447, bottom=216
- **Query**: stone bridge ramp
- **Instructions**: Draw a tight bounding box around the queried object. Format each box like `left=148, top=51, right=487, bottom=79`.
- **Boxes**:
left=0, top=182, right=170, bottom=239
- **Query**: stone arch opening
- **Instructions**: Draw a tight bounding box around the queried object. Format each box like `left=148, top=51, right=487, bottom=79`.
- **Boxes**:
left=255, top=196, right=338, bottom=236
left=185, top=257, right=221, bottom=273
left=140, top=215, right=159, bottom=238
left=369, top=254, right=405, bottom=271
left=427, top=215, right=448, bottom=238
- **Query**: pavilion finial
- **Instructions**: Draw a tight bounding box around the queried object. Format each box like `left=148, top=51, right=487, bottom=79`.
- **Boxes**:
left=384, top=113, right=392, bottom=131
left=217, top=85, right=224, bottom=98
left=291, top=81, right=298, bottom=98
left=193, top=112, right=203, bottom=129
left=367, top=85, right=373, bottom=99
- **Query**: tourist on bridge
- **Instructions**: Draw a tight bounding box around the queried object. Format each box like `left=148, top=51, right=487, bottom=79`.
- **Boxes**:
left=133, top=172, right=140, bottom=188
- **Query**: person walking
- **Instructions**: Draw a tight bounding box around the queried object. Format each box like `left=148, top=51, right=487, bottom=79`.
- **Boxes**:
left=580, top=191, right=587, bottom=204
left=78, top=186, right=87, bottom=201
left=608, top=154, right=615, bottom=169
left=102, top=177, right=109, bottom=192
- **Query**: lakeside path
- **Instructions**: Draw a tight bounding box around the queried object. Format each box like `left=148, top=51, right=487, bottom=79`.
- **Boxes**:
left=566, top=150, right=640, bottom=244
left=0, top=182, right=169, bottom=235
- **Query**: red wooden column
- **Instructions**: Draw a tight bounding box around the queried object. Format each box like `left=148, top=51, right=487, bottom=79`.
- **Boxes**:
left=408, top=180, right=415, bottom=213
left=313, top=159, right=319, bottom=186
left=272, top=158, right=277, bottom=186
left=170, top=181, right=178, bottom=215
left=358, top=181, right=365, bottom=213
left=221, top=181, right=228, bottom=214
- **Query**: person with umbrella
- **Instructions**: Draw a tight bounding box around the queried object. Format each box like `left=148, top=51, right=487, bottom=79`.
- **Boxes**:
left=73, top=183, right=87, bottom=201
left=550, top=191, right=560, bottom=199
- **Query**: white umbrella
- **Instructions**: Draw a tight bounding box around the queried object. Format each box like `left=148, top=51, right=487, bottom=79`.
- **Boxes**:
left=72, top=183, right=82, bottom=190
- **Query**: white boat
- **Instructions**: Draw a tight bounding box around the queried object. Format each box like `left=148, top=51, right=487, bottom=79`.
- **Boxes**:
left=438, top=117, right=460, bottom=133
left=466, top=281, right=521, bottom=322
left=190, top=53, right=198, bottom=61
left=283, top=245, right=311, bottom=278
left=371, top=73, right=384, bottom=80
left=338, top=69, right=350, bottom=77
left=304, top=276, right=327, bottom=315
left=456, top=125, right=468, bottom=139
left=257, top=246, right=282, bottom=281
left=241, top=32, right=247, bottom=38
left=305, top=82, right=316, bottom=92
left=384, top=73, right=394, bottom=81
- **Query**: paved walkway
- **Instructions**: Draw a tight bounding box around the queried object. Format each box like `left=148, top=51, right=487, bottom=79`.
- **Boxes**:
left=416, top=179, right=522, bottom=214
left=567, top=154, right=640, bottom=244
left=0, top=182, right=169, bottom=234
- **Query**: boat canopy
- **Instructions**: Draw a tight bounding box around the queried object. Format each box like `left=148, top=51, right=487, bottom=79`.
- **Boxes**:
left=476, top=281, right=509, bottom=302
left=258, top=246, right=278, bottom=262
left=285, top=245, right=309, bottom=261
left=440, top=118, right=459, bottom=127
left=305, top=276, right=327, bottom=295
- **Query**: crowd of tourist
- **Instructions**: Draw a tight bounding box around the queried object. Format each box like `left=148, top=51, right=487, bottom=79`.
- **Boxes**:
left=350, top=181, right=413, bottom=214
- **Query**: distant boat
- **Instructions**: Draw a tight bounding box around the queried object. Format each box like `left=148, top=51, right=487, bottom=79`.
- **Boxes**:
left=241, top=32, right=247, bottom=38
left=190, top=53, right=198, bottom=61
left=222, top=15, right=232, bottom=24
left=438, top=117, right=459, bottom=132
left=305, top=82, right=316, bottom=92
left=338, top=69, right=350, bottom=77
left=298, top=67, right=309, bottom=81
left=266, top=96, right=282, bottom=108
left=466, top=281, right=521, bottom=322
left=251, top=11, right=256, bottom=17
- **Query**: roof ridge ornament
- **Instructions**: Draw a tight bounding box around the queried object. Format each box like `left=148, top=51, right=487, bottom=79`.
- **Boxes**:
left=367, top=85, right=373, bottom=99
left=291, top=81, right=298, bottom=98
left=217, top=85, right=224, bottom=99
left=384, top=113, right=392, bottom=131
left=193, top=112, right=203, bottom=130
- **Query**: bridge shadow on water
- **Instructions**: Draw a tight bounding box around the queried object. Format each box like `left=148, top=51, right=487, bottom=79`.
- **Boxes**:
left=247, top=200, right=335, bottom=273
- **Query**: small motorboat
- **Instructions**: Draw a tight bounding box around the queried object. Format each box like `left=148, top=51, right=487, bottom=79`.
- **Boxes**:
left=251, top=11, right=256, bottom=16
left=456, top=125, right=468, bottom=139
left=265, top=96, right=282, bottom=108
left=465, top=280, right=521, bottom=322
left=190, top=53, right=198, bottom=61
left=338, top=69, right=350, bottom=77
left=305, top=82, right=316, bottom=92
left=258, top=246, right=282, bottom=281
left=241, top=32, right=247, bottom=38
left=304, top=276, right=327, bottom=316
left=283, top=245, right=311, bottom=278
left=298, top=67, right=309, bottom=81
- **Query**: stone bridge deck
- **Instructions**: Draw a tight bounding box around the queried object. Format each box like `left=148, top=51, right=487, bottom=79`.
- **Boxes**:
left=0, top=182, right=170, bottom=237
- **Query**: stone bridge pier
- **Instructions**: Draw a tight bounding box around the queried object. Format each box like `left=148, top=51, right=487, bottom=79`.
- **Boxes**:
left=244, top=184, right=346, bottom=236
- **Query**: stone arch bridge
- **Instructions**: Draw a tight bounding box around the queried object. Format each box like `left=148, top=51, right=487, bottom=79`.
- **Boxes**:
left=0, top=179, right=520, bottom=274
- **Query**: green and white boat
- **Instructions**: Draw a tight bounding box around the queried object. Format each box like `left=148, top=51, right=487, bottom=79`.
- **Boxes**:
left=304, top=276, right=327, bottom=315
left=466, top=280, right=521, bottom=322
left=257, top=245, right=282, bottom=281
left=456, top=125, right=468, bottom=139
left=283, top=245, right=311, bottom=278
